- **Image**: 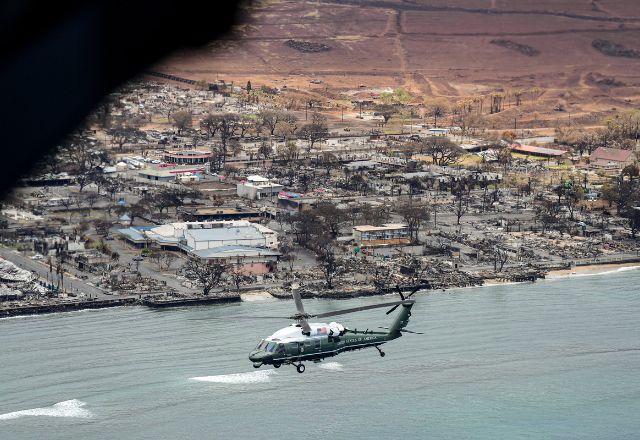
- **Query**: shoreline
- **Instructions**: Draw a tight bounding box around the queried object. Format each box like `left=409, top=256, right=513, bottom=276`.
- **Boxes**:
left=547, top=262, right=640, bottom=278
left=2, top=263, right=639, bottom=319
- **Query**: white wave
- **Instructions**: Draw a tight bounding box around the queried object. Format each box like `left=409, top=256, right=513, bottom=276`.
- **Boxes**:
left=318, top=362, right=344, bottom=371
left=190, top=370, right=276, bottom=384
left=0, top=399, right=92, bottom=421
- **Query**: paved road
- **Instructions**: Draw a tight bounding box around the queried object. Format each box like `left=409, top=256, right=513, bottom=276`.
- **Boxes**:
left=106, top=233, right=199, bottom=294
left=0, top=247, right=112, bottom=299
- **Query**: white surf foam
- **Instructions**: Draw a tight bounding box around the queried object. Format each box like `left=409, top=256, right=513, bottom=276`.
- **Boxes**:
left=0, top=399, right=92, bottom=421
left=190, top=370, right=276, bottom=384
left=240, top=293, right=272, bottom=302
left=318, top=362, right=344, bottom=371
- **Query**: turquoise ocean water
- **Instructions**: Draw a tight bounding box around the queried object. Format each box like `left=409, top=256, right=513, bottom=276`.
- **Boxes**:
left=1, top=269, right=639, bottom=439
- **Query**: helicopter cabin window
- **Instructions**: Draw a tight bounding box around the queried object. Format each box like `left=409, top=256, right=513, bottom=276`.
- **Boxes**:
left=314, top=339, right=321, bottom=350
left=276, top=344, right=285, bottom=354
left=289, top=342, right=301, bottom=354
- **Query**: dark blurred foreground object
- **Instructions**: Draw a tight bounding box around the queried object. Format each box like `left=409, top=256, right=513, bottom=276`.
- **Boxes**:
left=0, top=0, right=244, bottom=195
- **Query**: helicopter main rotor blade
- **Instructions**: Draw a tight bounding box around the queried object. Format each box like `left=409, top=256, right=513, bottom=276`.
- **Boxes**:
left=292, top=289, right=307, bottom=315
left=386, top=304, right=400, bottom=315
left=313, top=300, right=414, bottom=319
left=224, top=315, right=291, bottom=320
left=299, top=318, right=312, bottom=334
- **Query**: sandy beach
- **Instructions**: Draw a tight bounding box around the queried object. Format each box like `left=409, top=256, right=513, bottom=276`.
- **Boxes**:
left=547, top=262, right=640, bottom=278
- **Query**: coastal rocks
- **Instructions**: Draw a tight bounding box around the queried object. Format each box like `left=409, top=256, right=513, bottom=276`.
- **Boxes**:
left=477, top=266, right=547, bottom=283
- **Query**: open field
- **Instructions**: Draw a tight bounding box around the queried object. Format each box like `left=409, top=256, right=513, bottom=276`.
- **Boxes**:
left=156, top=0, right=640, bottom=128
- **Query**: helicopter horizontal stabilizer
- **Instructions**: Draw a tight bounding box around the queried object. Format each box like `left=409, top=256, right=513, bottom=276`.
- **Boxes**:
left=378, top=326, right=423, bottom=335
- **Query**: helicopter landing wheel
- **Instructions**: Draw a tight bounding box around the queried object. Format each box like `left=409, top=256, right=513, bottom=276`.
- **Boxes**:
left=296, top=363, right=305, bottom=374
left=273, top=362, right=281, bottom=368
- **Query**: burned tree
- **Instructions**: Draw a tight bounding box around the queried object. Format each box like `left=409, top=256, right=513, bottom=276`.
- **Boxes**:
left=60, top=133, right=105, bottom=191
left=314, top=202, right=346, bottom=238
left=278, top=239, right=296, bottom=272
left=200, top=112, right=240, bottom=169
left=420, top=137, right=463, bottom=166
left=298, top=113, right=328, bottom=151
left=259, top=110, right=298, bottom=136
left=314, top=240, right=344, bottom=290
left=452, top=180, right=472, bottom=226
left=107, top=116, right=145, bottom=150
left=622, top=205, right=640, bottom=238
left=93, top=219, right=113, bottom=237
left=171, top=110, right=193, bottom=134
left=425, top=100, right=449, bottom=127
left=534, top=199, right=564, bottom=234
left=182, top=258, right=228, bottom=296
left=490, top=239, right=509, bottom=272
left=276, top=140, right=300, bottom=165
left=397, top=202, right=430, bottom=243
left=257, top=142, right=273, bottom=160
left=373, top=104, right=396, bottom=127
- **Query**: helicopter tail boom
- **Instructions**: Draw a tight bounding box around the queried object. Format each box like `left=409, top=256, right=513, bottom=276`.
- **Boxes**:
left=387, top=301, right=414, bottom=339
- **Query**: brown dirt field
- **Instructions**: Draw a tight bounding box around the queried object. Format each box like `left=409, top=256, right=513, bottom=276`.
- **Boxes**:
left=156, top=0, right=640, bottom=127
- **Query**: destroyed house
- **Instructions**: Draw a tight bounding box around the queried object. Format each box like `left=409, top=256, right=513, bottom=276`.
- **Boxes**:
left=75, top=251, right=112, bottom=273
left=353, top=224, right=410, bottom=247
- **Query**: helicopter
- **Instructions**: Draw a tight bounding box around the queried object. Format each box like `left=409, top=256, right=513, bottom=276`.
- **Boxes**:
left=248, top=286, right=421, bottom=373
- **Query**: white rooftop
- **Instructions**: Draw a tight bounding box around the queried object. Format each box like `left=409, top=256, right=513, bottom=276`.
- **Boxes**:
left=246, top=175, right=271, bottom=182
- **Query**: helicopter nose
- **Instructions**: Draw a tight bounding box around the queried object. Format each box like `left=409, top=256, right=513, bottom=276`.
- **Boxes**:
left=249, top=350, right=270, bottom=363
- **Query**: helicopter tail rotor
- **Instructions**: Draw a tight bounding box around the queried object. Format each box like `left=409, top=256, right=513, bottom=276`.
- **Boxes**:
left=386, top=300, right=415, bottom=338
left=386, top=285, right=420, bottom=315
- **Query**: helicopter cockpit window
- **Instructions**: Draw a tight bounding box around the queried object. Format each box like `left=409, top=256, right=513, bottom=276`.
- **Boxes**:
left=256, top=340, right=268, bottom=350
left=266, top=342, right=277, bottom=352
